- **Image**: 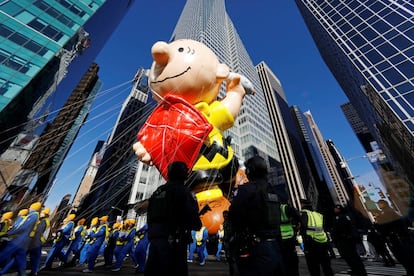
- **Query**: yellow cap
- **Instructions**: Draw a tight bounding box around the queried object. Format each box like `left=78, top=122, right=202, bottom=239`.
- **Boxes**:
left=2, top=211, right=13, bottom=220
left=112, top=222, right=121, bottom=229
left=195, top=188, right=223, bottom=202
left=18, top=209, right=29, bottom=216
left=30, top=202, right=42, bottom=211
left=91, top=217, right=98, bottom=226
left=99, top=215, right=108, bottom=222
left=41, top=207, right=50, bottom=215
left=67, top=214, right=76, bottom=221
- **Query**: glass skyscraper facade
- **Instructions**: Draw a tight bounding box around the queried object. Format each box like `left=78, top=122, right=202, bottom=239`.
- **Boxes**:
left=0, top=0, right=134, bottom=153
left=170, top=0, right=278, bottom=163
left=295, top=1, right=414, bottom=193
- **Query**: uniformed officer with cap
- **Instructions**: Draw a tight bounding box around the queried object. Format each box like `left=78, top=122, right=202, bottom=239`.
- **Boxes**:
left=228, top=156, right=285, bottom=276
left=145, top=161, right=202, bottom=276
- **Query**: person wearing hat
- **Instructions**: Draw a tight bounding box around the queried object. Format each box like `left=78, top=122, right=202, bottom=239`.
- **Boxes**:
left=375, top=199, right=414, bottom=275
left=0, top=201, right=41, bottom=275
left=145, top=161, right=202, bottom=276
left=64, top=218, right=86, bottom=265
left=10, top=208, right=29, bottom=230
left=134, top=223, right=149, bottom=273
left=332, top=205, right=367, bottom=276
left=83, top=215, right=109, bottom=273
left=0, top=211, right=13, bottom=238
left=104, top=222, right=122, bottom=268
left=112, top=218, right=137, bottom=271
left=228, top=156, right=285, bottom=276
left=43, top=213, right=76, bottom=269
left=299, top=199, right=334, bottom=276
left=28, top=207, right=51, bottom=276
left=79, top=217, right=98, bottom=265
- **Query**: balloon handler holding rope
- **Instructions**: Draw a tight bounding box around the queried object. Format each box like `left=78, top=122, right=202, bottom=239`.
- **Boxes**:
left=133, top=39, right=254, bottom=235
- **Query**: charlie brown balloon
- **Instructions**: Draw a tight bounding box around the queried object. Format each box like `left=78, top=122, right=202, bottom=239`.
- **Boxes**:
left=133, top=39, right=254, bottom=234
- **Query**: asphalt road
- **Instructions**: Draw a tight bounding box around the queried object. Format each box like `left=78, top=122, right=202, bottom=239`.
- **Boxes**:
left=2, top=252, right=407, bottom=276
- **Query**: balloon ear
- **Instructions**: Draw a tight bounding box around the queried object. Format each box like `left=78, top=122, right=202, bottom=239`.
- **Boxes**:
left=216, top=63, right=230, bottom=81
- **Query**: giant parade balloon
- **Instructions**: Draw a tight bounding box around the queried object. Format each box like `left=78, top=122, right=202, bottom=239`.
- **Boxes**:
left=133, top=39, right=254, bottom=234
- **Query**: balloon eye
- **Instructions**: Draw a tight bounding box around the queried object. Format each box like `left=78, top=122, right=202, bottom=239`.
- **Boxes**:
left=178, top=47, right=184, bottom=52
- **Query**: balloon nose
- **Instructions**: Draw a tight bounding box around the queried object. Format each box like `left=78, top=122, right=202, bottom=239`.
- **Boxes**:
left=151, top=41, right=169, bottom=66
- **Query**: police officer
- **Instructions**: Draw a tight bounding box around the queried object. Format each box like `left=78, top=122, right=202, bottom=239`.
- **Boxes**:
left=299, top=199, right=334, bottom=276
left=332, top=205, right=367, bottom=276
left=145, top=161, right=202, bottom=276
left=228, top=156, right=285, bottom=276
left=375, top=200, right=414, bottom=275
left=279, top=202, right=301, bottom=276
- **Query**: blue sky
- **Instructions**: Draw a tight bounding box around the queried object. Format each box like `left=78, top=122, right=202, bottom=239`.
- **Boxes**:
left=45, top=0, right=380, bottom=209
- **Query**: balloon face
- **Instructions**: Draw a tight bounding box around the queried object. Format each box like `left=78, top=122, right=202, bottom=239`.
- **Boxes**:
left=198, top=195, right=230, bottom=235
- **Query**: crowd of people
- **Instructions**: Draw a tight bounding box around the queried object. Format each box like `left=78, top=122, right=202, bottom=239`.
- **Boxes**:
left=1, top=158, right=413, bottom=276
left=0, top=203, right=151, bottom=275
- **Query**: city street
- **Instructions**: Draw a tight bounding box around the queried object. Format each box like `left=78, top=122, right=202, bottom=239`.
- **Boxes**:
left=3, top=253, right=407, bottom=276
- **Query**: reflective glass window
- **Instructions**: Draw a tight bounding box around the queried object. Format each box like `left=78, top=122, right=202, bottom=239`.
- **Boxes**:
left=395, top=82, right=414, bottom=94
left=361, top=27, right=378, bottom=41
left=377, top=43, right=398, bottom=57
left=387, top=99, right=406, bottom=120
left=383, top=68, right=405, bottom=84
left=384, top=12, right=405, bottom=26
left=403, top=92, right=414, bottom=106
left=0, top=1, right=22, bottom=16
left=366, top=49, right=384, bottom=64
left=398, top=61, right=414, bottom=79
left=391, top=35, right=412, bottom=50
left=372, top=20, right=390, bottom=33
left=395, top=96, right=414, bottom=117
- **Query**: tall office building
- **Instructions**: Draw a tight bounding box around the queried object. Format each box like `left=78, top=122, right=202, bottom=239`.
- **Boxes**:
left=256, top=61, right=312, bottom=209
left=291, top=105, right=335, bottom=217
left=0, top=0, right=135, bottom=153
left=341, top=102, right=376, bottom=153
left=0, top=63, right=101, bottom=209
left=295, top=1, right=414, bottom=199
left=303, top=110, right=350, bottom=206
left=171, top=0, right=278, bottom=163
left=77, top=68, right=155, bottom=220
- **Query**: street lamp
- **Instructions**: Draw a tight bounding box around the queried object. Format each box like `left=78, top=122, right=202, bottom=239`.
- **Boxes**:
left=111, top=206, right=124, bottom=218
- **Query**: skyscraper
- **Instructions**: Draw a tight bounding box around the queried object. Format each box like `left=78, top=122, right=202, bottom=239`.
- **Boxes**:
left=77, top=68, right=155, bottom=220
left=295, top=1, right=414, bottom=193
left=0, top=63, right=101, bottom=208
left=256, top=61, right=309, bottom=209
left=0, top=0, right=135, bottom=153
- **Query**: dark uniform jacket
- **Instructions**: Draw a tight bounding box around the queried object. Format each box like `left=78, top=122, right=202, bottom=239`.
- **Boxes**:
left=147, top=179, right=201, bottom=240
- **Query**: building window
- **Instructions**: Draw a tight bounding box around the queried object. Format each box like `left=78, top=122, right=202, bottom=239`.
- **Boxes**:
left=33, top=0, right=75, bottom=28
left=28, top=18, right=64, bottom=41
left=0, top=49, right=31, bottom=74
left=0, top=25, right=48, bottom=56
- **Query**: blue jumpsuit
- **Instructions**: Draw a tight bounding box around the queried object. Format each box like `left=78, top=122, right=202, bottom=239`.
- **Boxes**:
left=64, top=224, right=84, bottom=263
left=195, top=227, right=208, bottom=265
left=86, top=223, right=108, bottom=270
left=28, top=217, right=49, bottom=275
left=134, top=224, right=149, bottom=272
left=113, top=227, right=136, bottom=269
left=0, top=210, right=39, bottom=275
left=43, top=220, right=74, bottom=268
left=79, top=225, right=97, bottom=265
